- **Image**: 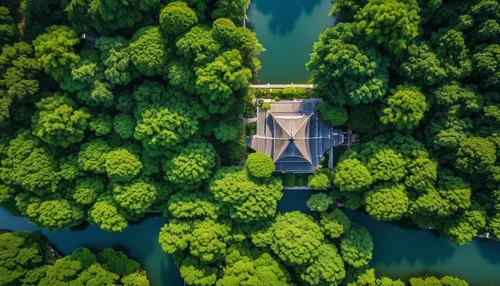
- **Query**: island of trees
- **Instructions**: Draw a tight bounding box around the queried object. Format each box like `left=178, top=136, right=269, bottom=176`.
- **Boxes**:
left=0, top=0, right=497, bottom=285
left=0, top=231, right=148, bottom=285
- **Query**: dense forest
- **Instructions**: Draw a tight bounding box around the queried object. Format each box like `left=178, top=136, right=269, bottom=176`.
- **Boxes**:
left=0, top=0, right=262, bottom=232
left=0, top=0, right=496, bottom=285
left=307, top=0, right=500, bottom=246
left=0, top=231, right=147, bottom=285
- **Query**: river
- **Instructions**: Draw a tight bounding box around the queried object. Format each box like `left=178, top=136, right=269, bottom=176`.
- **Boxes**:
left=247, top=0, right=335, bottom=83
left=279, top=189, right=500, bottom=286
left=1, top=190, right=500, bottom=285
left=1, top=1, right=499, bottom=285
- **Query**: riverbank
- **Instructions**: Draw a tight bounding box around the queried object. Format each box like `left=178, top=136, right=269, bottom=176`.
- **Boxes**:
left=279, top=189, right=500, bottom=286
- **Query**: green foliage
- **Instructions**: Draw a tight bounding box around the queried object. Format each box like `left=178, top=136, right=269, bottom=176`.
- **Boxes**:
left=299, top=243, right=346, bottom=286
left=443, top=207, right=487, bottom=245
left=209, top=167, right=283, bottom=222
left=113, top=113, right=135, bottom=139
left=381, top=86, right=428, bottom=129
left=179, top=256, right=218, bottom=286
left=308, top=173, right=331, bottom=191
left=218, top=244, right=290, bottom=286
left=0, top=6, right=16, bottom=45
left=473, top=44, right=500, bottom=87
left=355, top=0, right=420, bottom=54
left=0, top=232, right=43, bottom=285
left=98, top=247, right=140, bottom=276
left=213, top=120, right=241, bottom=143
left=195, top=49, right=251, bottom=114
left=163, top=142, right=218, bottom=190
left=318, top=101, right=349, bottom=126
left=32, top=25, right=80, bottom=81
left=249, top=87, right=315, bottom=100
left=340, top=225, right=373, bottom=268
left=89, top=114, right=113, bottom=136
left=307, top=193, right=332, bottom=212
left=307, top=22, right=389, bottom=106
left=333, top=159, right=373, bottom=192
left=400, top=44, right=448, bottom=86
left=261, top=102, right=270, bottom=111
left=320, top=209, right=352, bottom=239
left=73, top=178, right=105, bottom=205
left=245, top=152, right=275, bottom=179
left=365, top=184, right=409, bottom=221
left=78, top=139, right=110, bottom=174
left=159, top=219, right=192, bottom=254
left=160, top=2, right=198, bottom=37
left=113, top=180, right=157, bottom=216
left=133, top=81, right=207, bottom=156
left=404, top=157, right=437, bottom=191
left=66, top=0, right=160, bottom=35
left=409, top=276, right=469, bottom=286
left=166, top=190, right=222, bottom=220
left=71, top=247, right=97, bottom=268
left=366, top=148, right=406, bottom=183
left=0, top=42, right=41, bottom=122
left=266, top=211, right=324, bottom=265
left=2, top=131, right=60, bottom=195
left=105, top=148, right=143, bottom=182
left=455, top=136, right=496, bottom=174
left=211, top=18, right=236, bottom=43
left=129, top=27, right=170, bottom=77
left=90, top=201, right=128, bottom=232
left=26, top=199, right=84, bottom=230
left=31, top=93, right=91, bottom=147
left=211, top=0, right=250, bottom=23
left=190, top=218, right=231, bottom=262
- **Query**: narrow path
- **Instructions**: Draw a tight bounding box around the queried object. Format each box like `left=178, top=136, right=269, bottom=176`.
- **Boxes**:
left=250, top=84, right=315, bottom=89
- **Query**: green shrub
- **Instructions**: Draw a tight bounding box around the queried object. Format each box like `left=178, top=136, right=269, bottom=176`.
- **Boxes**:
left=282, top=174, right=296, bottom=187
left=246, top=122, right=256, bottom=136
left=261, top=102, right=271, bottom=111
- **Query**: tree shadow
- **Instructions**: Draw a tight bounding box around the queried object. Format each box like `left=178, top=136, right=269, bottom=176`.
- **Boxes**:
left=278, top=189, right=314, bottom=214
left=476, top=238, right=500, bottom=264
left=249, top=0, right=323, bottom=36
left=344, top=209, right=456, bottom=266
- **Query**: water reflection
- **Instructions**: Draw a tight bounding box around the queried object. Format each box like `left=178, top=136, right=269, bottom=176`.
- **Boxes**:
left=250, top=0, right=323, bottom=35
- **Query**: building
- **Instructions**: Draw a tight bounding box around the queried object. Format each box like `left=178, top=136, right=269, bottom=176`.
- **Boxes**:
left=246, top=99, right=345, bottom=173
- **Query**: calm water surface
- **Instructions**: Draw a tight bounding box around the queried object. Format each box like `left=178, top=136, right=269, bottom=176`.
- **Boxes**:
left=280, top=189, right=500, bottom=286
left=247, top=0, right=334, bottom=83
left=2, top=2, right=498, bottom=286
left=0, top=209, right=183, bottom=286
left=1, top=191, right=499, bottom=285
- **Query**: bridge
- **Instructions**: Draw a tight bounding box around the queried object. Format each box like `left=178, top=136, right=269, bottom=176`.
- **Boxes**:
left=249, top=83, right=315, bottom=89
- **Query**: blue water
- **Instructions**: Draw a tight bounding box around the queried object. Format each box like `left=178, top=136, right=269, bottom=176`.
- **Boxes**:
left=279, top=189, right=500, bottom=286
left=0, top=210, right=183, bottom=286
left=247, top=0, right=335, bottom=83
left=1, top=190, right=500, bottom=285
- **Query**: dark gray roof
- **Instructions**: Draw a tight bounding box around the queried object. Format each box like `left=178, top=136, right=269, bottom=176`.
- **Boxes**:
left=247, top=99, right=344, bottom=173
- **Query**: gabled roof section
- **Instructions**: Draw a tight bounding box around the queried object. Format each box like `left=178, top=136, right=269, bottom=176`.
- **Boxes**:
left=247, top=99, right=345, bottom=173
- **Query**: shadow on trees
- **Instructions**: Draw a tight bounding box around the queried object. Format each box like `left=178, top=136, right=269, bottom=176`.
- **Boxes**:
left=249, top=0, right=322, bottom=36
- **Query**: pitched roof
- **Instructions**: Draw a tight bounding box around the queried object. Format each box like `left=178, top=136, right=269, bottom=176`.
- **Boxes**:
left=247, top=99, right=344, bottom=173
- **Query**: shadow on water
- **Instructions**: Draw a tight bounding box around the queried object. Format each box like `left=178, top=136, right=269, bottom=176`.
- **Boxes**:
left=477, top=239, right=500, bottom=264
left=345, top=210, right=455, bottom=266
left=278, top=189, right=313, bottom=214
left=250, top=0, right=323, bottom=35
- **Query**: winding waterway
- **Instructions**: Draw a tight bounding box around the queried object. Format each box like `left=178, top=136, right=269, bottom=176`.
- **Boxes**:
left=2, top=191, right=500, bottom=285
left=279, top=190, right=500, bottom=286
left=1, top=1, right=499, bottom=285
